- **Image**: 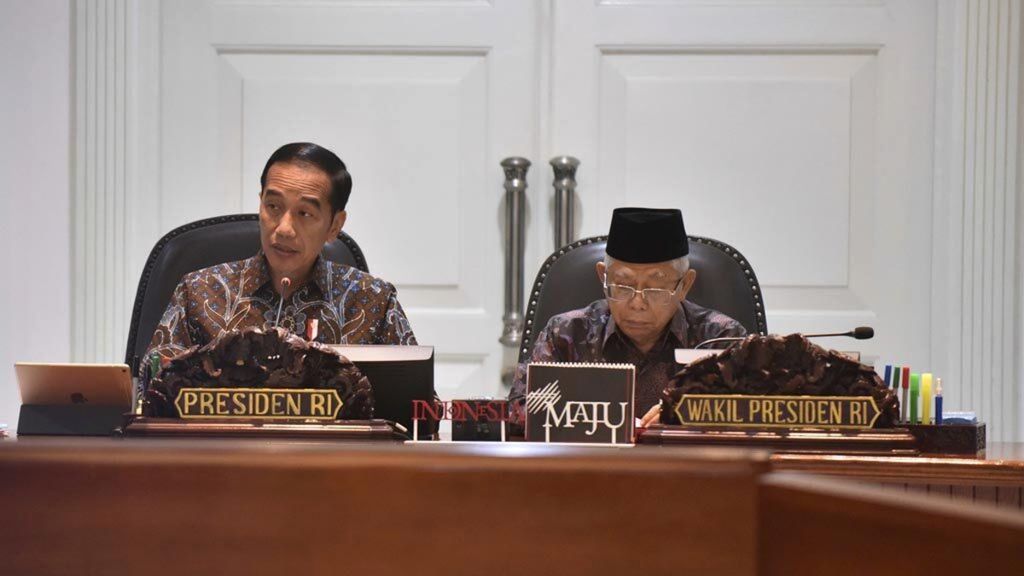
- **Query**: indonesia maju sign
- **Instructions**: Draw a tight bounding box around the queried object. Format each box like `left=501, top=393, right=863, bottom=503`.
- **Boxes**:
left=525, top=363, right=635, bottom=444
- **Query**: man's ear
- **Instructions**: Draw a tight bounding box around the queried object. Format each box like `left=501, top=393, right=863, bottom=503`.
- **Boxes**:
left=595, top=260, right=606, bottom=283
left=329, top=210, right=347, bottom=239
left=678, top=268, right=697, bottom=301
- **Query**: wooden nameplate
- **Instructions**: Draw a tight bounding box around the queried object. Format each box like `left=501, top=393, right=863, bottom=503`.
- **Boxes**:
left=119, top=416, right=407, bottom=441
left=637, top=425, right=919, bottom=455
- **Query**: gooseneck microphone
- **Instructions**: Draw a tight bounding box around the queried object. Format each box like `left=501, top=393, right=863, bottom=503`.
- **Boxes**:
left=693, top=326, right=874, bottom=349
left=804, top=326, right=874, bottom=340
left=274, top=277, right=292, bottom=327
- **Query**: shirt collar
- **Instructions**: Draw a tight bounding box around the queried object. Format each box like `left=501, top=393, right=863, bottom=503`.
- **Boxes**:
left=601, top=299, right=690, bottom=352
left=240, top=251, right=332, bottom=297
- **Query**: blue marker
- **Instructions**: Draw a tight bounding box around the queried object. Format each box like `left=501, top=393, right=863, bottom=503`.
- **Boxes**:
left=935, top=378, right=943, bottom=425
left=883, top=364, right=893, bottom=389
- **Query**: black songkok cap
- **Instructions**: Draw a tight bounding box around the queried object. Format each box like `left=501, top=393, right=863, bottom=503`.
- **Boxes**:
left=605, top=207, right=689, bottom=264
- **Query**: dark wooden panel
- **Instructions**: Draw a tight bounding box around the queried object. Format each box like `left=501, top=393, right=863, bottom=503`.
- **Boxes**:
left=4, top=438, right=1024, bottom=576
left=0, top=439, right=766, bottom=576
left=907, top=482, right=930, bottom=495
left=975, top=485, right=1000, bottom=504
left=770, top=442, right=1024, bottom=486
left=952, top=484, right=974, bottom=500
left=997, top=486, right=1022, bottom=510
left=759, top=473, right=1024, bottom=576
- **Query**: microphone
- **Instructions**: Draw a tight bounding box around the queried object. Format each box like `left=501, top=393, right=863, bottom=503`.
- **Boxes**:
left=814, top=326, right=874, bottom=340
left=693, top=326, right=874, bottom=349
left=274, top=277, right=292, bottom=327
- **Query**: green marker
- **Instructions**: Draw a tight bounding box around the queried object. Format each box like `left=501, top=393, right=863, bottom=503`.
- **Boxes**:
left=909, top=373, right=920, bottom=424
left=892, top=367, right=904, bottom=422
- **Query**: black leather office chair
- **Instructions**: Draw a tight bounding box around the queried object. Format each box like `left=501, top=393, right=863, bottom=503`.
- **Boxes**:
left=518, top=235, right=767, bottom=364
left=124, top=214, right=369, bottom=371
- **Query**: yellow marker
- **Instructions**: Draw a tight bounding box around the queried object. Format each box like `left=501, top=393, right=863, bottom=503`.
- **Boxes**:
left=921, top=373, right=933, bottom=425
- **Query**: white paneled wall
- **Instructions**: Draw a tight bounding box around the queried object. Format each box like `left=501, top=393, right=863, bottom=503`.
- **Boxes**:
left=154, top=0, right=538, bottom=401
left=932, top=0, right=1022, bottom=441
left=71, top=0, right=160, bottom=366
left=36, top=0, right=1024, bottom=439
left=548, top=0, right=939, bottom=380
left=73, top=0, right=129, bottom=363
left=0, top=1, right=72, bottom=431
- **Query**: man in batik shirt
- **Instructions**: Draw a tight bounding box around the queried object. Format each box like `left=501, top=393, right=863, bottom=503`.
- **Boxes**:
left=145, top=142, right=416, bottom=364
left=509, top=207, right=746, bottom=429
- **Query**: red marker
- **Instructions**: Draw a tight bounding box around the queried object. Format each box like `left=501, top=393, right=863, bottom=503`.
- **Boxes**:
left=900, top=366, right=910, bottom=423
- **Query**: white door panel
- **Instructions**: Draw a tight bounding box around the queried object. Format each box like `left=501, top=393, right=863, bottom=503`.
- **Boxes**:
left=160, top=0, right=538, bottom=400
left=156, top=0, right=934, bottom=398
left=65, top=0, right=1021, bottom=440
left=549, top=0, right=935, bottom=363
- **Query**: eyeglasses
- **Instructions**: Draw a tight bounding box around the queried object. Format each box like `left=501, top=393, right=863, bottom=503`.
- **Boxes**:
left=602, top=275, right=685, bottom=307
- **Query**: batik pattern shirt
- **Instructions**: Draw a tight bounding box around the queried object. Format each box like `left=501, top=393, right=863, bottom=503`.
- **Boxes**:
left=509, top=299, right=747, bottom=425
left=145, top=252, right=416, bottom=364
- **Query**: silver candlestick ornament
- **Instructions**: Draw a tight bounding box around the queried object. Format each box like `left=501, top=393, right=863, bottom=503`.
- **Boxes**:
left=551, top=156, right=579, bottom=251
left=500, top=157, right=530, bottom=347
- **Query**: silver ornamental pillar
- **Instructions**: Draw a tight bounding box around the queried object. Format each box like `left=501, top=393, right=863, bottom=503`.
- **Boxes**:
left=551, top=156, right=580, bottom=250
left=500, top=157, right=530, bottom=347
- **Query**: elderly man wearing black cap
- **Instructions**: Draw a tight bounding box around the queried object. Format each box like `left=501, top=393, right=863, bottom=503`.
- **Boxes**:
left=509, top=207, right=747, bottom=429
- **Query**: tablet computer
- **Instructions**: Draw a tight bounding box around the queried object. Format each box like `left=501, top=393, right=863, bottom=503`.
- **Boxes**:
left=15, top=362, right=132, bottom=407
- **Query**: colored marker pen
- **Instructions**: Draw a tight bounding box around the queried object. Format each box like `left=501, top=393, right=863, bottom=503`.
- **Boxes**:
left=900, top=367, right=910, bottom=423
left=935, top=378, right=944, bottom=425
left=921, top=373, right=933, bottom=425
left=883, top=364, right=893, bottom=389
left=909, top=373, right=920, bottom=424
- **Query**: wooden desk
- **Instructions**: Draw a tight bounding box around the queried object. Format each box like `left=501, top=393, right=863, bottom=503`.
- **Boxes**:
left=758, top=472, right=1024, bottom=576
left=2, top=438, right=1022, bottom=576
left=770, top=442, right=1024, bottom=510
left=0, top=438, right=768, bottom=576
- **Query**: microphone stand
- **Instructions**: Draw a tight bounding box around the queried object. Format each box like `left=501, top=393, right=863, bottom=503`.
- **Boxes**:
left=693, top=327, right=874, bottom=349
left=275, top=277, right=291, bottom=328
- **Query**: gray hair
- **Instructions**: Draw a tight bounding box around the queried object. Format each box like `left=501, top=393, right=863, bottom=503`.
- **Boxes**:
left=603, top=255, right=690, bottom=276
